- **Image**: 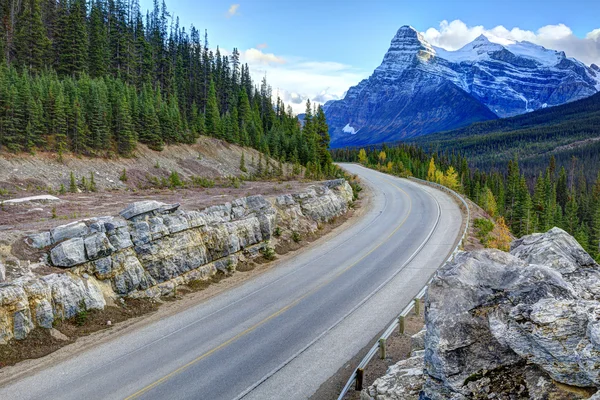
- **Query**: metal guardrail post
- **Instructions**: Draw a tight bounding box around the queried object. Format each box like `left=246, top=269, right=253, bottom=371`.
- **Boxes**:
left=414, top=298, right=421, bottom=316
left=399, top=315, right=405, bottom=334
left=355, top=368, right=364, bottom=391
left=379, top=338, right=387, bottom=359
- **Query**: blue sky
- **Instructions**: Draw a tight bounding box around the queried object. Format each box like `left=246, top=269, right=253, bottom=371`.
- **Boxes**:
left=140, top=0, right=600, bottom=113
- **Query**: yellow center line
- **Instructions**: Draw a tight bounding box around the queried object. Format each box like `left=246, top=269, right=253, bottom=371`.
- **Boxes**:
left=125, top=173, right=412, bottom=400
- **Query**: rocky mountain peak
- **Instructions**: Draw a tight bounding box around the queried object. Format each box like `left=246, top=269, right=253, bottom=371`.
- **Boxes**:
left=325, top=25, right=600, bottom=148
left=378, top=25, right=435, bottom=72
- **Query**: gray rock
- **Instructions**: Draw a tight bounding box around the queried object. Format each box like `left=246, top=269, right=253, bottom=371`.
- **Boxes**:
left=27, top=231, right=53, bottom=249
left=0, top=261, right=5, bottom=283
left=362, top=355, right=425, bottom=400
left=163, top=213, right=190, bottom=234
left=42, top=273, right=106, bottom=320
left=510, top=227, right=598, bottom=274
left=93, top=256, right=113, bottom=279
left=119, top=200, right=168, bottom=220
left=410, top=329, right=426, bottom=352
left=84, top=232, right=115, bottom=260
left=50, top=238, right=87, bottom=267
left=158, top=203, right=181, bottom=215
left=13, top=309, right=33, bottom=340
left=130, top=221, right=151, bottom=246
left=108, top=228, right=134, bottom=250
left=51, top=221, right=90, bottom=243
left=422, top=228, right=600, bottom=398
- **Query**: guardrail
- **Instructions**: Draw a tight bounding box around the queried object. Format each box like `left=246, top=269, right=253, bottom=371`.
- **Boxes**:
left=336, top=176, right=470, bottom=399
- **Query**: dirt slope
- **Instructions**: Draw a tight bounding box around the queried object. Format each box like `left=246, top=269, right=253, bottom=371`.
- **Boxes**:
left=0, top=136, right=278, bottom=194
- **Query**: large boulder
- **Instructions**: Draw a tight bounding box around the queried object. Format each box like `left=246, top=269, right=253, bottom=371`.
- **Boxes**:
left=422, top=228, right=600, bottom=399
left=50, top=221, right=90, bottom=243
left=50, top=238, right=87, bottom=267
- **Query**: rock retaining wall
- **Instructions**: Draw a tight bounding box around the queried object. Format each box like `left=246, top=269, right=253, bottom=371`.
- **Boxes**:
left=0, top=180, right=353, bottom=344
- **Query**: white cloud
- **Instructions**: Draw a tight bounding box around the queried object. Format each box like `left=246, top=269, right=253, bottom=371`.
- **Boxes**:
left=238, top=49, right=367, bottom=114
left=256, top=43, right=268, bottom=49
left=243, top=48, right=286, bottom=65
left=422, top=19, right=600, bottom=66
left=226, top=4, right=240, bottom=18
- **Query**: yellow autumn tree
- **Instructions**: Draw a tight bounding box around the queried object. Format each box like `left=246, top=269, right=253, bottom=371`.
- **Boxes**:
left=488, top=217, right=512, bottom=252
left=378, top=151, right=387, bottom=165
left=427, top=157, right=436, bottom=182
left=434, top=170, right=444, bottom=184
left=386, top=161, right=394, bottom=172
left=442, top=166, right=460, bottom=191
left=480, top=187, right=498, bottom=217
left=358, top=149, right=368, bottom=164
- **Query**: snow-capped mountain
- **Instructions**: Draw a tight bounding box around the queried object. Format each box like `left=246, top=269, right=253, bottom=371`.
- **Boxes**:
left=326, top=26, right=600, bottom=147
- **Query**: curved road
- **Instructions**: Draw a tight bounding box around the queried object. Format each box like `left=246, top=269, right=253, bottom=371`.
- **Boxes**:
left=0, top=164, right=462, bottom=400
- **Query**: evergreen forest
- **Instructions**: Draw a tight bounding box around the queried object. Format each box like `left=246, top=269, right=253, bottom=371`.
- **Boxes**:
left=0, top=0, right=334, bottom=176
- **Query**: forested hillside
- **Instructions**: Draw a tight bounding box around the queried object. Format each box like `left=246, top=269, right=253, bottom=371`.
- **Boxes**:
left=0, top=0, right=333, bottom=176
left=410, top=92, right=600, bottom=179
left=333, top=145, right=600, bottom=260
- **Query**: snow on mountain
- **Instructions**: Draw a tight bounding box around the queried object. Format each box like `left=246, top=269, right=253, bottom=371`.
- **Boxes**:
left=325, top=26, right=600, bottom=148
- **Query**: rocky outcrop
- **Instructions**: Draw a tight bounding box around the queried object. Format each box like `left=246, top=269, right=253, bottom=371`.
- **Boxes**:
left=0, top=180, right=353, bottom=343
left=422, top=227, right=600, bottom=399
left=365, top=228, right=600, bottom=399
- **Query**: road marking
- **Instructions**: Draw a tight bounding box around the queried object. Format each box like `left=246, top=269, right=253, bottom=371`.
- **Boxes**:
left=125, top=172, right=414, bottom=400
left=233, top=170, right=444, bottom=400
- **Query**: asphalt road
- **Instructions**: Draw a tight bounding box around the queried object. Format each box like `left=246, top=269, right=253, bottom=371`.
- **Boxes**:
left=0, top=164, right=463, bottom=400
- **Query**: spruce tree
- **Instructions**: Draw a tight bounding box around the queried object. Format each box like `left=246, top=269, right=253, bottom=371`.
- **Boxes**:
left=88, top=1, right=109, bottom=78
left=14, top=0, right=51, bottom=73
left=205, top=80, right=220, bottom=136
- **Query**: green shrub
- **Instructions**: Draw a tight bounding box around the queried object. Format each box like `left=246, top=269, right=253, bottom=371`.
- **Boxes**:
left=75, top=300, right=88, bottom=326
left=119, top=169, right=128, bottom=182
left=190, top=176, right=215, bottom=188
left=169, top=171, right=183, bottom=188
left=474, top=218, right=495, bottom=247
left=292, top=231, right=301, bottom=243
left=261, top=245, right=276, bottom=261
left=69, top=171, right=77, bottom=193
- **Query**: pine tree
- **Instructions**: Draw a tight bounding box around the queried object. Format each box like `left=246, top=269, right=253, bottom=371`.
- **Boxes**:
left=114, top=93, right=136, bottom=155
left=57, top=0, right=88, bottom=76
left=564, top=191, right=579, bottom=234
left=240, top=151, right=247, bottom=172
left=14, top=0, right=51, bottom=72
left=69, top=171, right=77, bottom=192
left=88, top=1, right=109, bottom=78
left=205, top=80, right=220, bottom=136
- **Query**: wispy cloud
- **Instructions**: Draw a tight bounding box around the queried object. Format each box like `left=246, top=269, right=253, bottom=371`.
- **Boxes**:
left=256, top=43, right=268, bottom=49
left=422, top=20, right=600, bottom=66
left=243, top=48, right=286, bottom=65
left=226, top=4, right=240, bottom=18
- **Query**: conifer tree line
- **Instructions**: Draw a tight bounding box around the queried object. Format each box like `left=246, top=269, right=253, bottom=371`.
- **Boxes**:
left=333, top=146, right=600, bottom=260
left=0, top=0, right=334, bottom=176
